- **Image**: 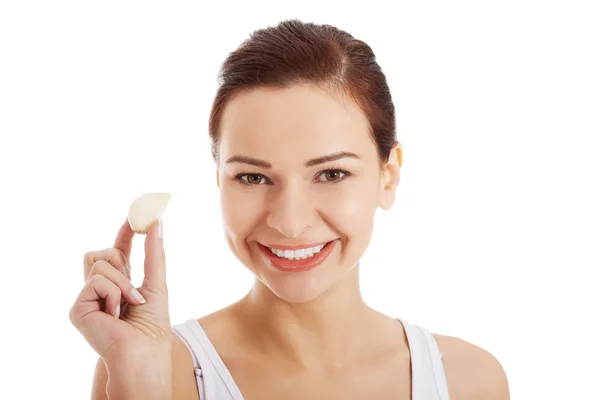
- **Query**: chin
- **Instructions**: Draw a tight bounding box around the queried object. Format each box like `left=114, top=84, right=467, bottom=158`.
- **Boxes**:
left=259, top=274, right=334, bottom=303
left=254, top=251, right=359, bottom=305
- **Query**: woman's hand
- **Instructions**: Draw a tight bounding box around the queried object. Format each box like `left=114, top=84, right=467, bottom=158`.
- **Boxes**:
left=69, top=217, right=171, bottom=363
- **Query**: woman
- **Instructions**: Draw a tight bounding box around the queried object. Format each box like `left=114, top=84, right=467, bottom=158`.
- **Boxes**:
left=70, top=19, right=510, bottom=399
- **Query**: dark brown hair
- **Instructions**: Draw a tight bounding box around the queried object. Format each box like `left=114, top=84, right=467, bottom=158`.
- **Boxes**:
left=208, top=19, right=398, bottom=164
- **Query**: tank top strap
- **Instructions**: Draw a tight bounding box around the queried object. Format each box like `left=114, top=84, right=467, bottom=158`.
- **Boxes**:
left=398, top=319, right=450, bottom=400
left=172, top=319, right=244, bottom=400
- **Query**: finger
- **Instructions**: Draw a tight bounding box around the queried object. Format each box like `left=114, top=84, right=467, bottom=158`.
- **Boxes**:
left=83, top=248, right=130, bottom=283
left=113, top=217, right=135, bottom=263
left=69, top=275, right=123, bottom=357
left=88, top=260, right=146, bottom=305
left=142, top=219, right=166, bottom=292
left=75, top=274, right=123, bottom=318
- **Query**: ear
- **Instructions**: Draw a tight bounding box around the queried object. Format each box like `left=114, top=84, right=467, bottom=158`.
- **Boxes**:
left=216, top=168, right=220, bottom=188
left=378, top=143, right=402, bottom=210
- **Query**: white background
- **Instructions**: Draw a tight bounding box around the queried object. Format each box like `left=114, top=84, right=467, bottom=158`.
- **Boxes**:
left=1, top=1, right=598, bottom=399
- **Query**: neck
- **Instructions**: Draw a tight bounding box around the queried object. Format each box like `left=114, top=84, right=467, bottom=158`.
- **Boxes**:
left=236, top=265, right=380, bottom=371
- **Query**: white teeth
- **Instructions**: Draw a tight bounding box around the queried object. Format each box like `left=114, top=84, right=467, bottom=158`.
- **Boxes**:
left=268, top=243, right=327, bottom=260
left=295, top=249, right=306, bottom=259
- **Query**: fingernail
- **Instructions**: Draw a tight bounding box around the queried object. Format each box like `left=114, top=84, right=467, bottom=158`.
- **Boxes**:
left=130, top=287, right=146, bottom=304
left=115, top=304, right=120, bottom=319
left=158, top=219, right=163, bottom=240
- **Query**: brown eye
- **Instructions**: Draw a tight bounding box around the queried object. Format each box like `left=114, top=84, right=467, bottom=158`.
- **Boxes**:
left=326, top=170, right=341, bottom=181
left=244, top=174, right=265, bottom=184
left=317, top=169, right=348, bottom=183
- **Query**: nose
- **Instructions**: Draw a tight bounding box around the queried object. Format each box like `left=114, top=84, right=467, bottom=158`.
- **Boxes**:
left=266, top=180, right=314, bottom=238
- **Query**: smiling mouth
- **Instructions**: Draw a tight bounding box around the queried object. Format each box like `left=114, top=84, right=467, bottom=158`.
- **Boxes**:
left=258, top=240, right=337, bottom=272
left=265, top=242, right=329, bottom=260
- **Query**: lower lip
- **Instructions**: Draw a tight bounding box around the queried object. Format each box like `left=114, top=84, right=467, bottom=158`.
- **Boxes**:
left=259, top=240, right=336, bottom=273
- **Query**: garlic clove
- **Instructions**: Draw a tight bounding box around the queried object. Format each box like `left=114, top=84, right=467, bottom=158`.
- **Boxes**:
left=127, top=192, right=171, bottom=234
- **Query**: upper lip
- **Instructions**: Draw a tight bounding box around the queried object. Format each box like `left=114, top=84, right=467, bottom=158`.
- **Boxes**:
left=261, top=240, right=334, bottom=250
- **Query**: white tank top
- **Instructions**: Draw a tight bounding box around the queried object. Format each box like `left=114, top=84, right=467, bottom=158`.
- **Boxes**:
left=172, top=318, right=450, bottom=400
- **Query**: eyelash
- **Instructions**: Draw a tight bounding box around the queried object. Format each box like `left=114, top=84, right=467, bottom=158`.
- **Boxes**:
left=234, top=167, right=352, bottom=187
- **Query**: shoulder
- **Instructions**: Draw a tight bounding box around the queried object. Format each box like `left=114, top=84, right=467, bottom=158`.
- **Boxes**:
left=170, top=330, right=201, bottom=400
left=432, top=333, right=510, bottom=400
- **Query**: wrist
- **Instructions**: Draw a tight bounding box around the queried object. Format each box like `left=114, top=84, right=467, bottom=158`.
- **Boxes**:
left=105, top=348, right=172, bottom=400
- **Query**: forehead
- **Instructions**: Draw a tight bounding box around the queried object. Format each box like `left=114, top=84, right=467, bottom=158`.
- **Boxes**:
left=218, top=84, right=376, bottom=165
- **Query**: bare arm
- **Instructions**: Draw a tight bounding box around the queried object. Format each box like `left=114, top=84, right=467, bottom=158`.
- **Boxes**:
left=103, top=344, right=172, bottom=400
left=90, top=355, right=171, bottom=400
left=90, top=358, right=108, bottom=400
left=90, top=334, right=199, bottom=400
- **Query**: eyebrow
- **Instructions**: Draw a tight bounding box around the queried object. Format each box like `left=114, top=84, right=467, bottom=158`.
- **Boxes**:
left=225, top=151, right=360, bottom=168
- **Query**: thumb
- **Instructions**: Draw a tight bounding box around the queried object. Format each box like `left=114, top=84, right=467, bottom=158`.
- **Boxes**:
left=142, top=219, right=167, bottom=293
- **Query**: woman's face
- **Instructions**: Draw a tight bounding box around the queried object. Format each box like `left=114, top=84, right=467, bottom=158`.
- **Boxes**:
left=217, top=83, right=400, bottom=303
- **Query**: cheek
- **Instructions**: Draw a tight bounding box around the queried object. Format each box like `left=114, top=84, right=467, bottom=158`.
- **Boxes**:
left=319, top=177, right=379, bottom=234
left=220, top=184, right=265, bottom=241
